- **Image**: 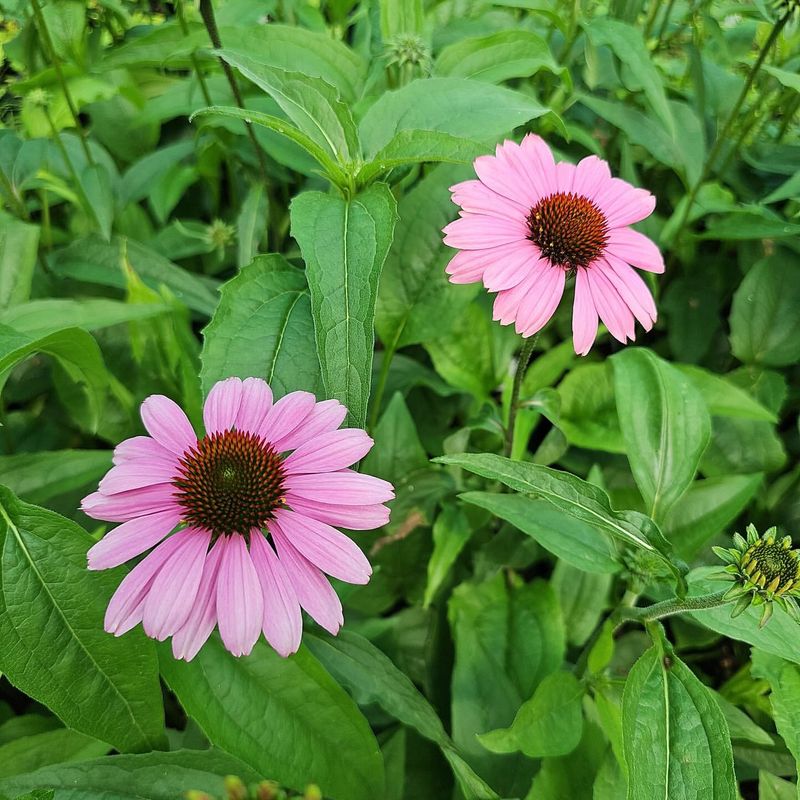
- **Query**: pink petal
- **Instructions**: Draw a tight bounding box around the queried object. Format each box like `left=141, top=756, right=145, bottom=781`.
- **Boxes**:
left=600, top=256, right=657, bottom=330
left=142, top=529, right=211, bottom=641
left=87, top=508, right=181, bottom=570
left=450, top=179, right=529, bottom=221
left=216, top=535, right=264, bottom=657
left=570, top=155, right=612, bottom=201
left=98, top=460, right=179, bottom=494
left=586, top=267, right=636, bottom=344
left=104, top=533, right=186, bottom=636
left=273, top=509, right=372, bottom=584
left=203, top=377, right=243, bottom=435
left=596, top=178, right=656, bottom=228
left=284, top=470, right=395, bottom=505
left=572, top=269, right=600, bottom=356
left=553, top=161, right=576, bottom=193
left=482, top=242, right=539, bottom=292
left=285, top=495, right=391, bottom=530
left=81, top=484, right=178, bottom=522
left=140, top=395, right=197, bottom=456
left=270, top=522, right=343, bottom=635
left=112, top=436, right=176, bottom=466
left=492, top=267, right=541, bottom=326
left=443, top=213, right=528, bottom=250
left=274, top=399, right=347, bottom=452
left=283, top=429, right=373, bottom=474
left=445, top=248, right=493, bottom=285
left=518, top=133, right=558, bottom=200
left=257, top=391, right=317, bottom=449
left=249, top=533, right=302, bottom=657
left=171, top=538, right=226, bottom=661
left=236, top=377, right=273, bottom=433
left=605, top=228, right=664, bottom=273
left=514, top=263, right=565, bottom=337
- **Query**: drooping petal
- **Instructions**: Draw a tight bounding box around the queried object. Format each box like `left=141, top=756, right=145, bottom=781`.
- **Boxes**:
left=236, top=377, right=273, bottom=434
left=596, top=178, right=656, bottom=228
left=450, top=178, right=529, bottom=221
left=98, top=460, right=179, bottom=495
left=445, top=248, right=494, bottom=285
left=492, top=267, right=541, bottom=326
left=81, top=484, right=178, bottom=523
left=284, top=471, right=395, bottom=506
left=283, top=429, right=373, bottom=474
left=216, top=534, right=264, bottom=657
left=271, top=522, right=343, bottom=635
left=443, top=213, right=528, bottom=250
left=249, top=532, right=302, bottom=657
left=585, top=267, right=636, bottom=344
left=273, top=509, right=372, bottom=584
left=87, top=508, right=181, bottom=570
left=605, top=227, right=664, bottom=273
left=203, top=377, right=243, bottom=435
left=112, top=436, right=176, bottom=466
left=140, top=395, right=197, bottom=456
left=514, top=263, right=566, bottom=337
left=285, top=495, right=391, bottom=530
left=599, top=256, right=657, bottom=330
left=257, top=391, right=317, bottom=448
left=572, top=268, right=600, bottom=356
left=273, top=399, right=347, bottom=452
left=171, top=537, right=226, bottom=661
left=103, top=533, right=186, bottom=636
left=142, top=529, right=211, bottom=641
left=482, top=242, right=540, bottom=293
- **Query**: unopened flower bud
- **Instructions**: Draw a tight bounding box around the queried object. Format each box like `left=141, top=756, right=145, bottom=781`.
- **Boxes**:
left=224, top=775, right=248, bottom=800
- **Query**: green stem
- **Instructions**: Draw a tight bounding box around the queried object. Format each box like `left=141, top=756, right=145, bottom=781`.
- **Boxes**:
left=368, top=334, right=399, bottom=432
left=642, top=0, right=662, bottom=40
left=29, top=0, right=94, bottom=164
left=198, top=0, right=269, bottom=184
left=615, top=590, right=731, bottom=623
left=504, top=334, right=538, bottom=458
left=669, top=11, right=790, bottom=254
left=175, top=0, right=213, bottom=107
left=654, top=0, right=677, bottom=48
left=0, top=167, right=28, bottom=220
left=776, top=93, right=800, bottom=142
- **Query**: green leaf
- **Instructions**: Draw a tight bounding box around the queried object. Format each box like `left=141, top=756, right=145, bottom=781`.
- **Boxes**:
left=711, top=691, right=773, bottom=746
left=159, top=639, right=384, bottom=800
left=0, top=217, right=39, bottom=311
left=359, top=77, right=549, bottom=157
left=375, top=162, right=475, bottom=350
left=758, top=771, right=798, bottom=800
left=730, top=254, right=800, bottom=367
left=236, top=182, right=269, bottom=269
left=48, top=236, right=219, bottom=316
left=305, top=629, right=499, bottom=800
left=0, top=298, right=169, bottom=338
left=80, top=164, right=114, bottom=241
left=663, top=473, right=763, bottom=559
left=424, top=502, right=474, bottom=607
left=478, top=671, right=583, bottom=758
left=290, top=185, right=396, bottom=428
left=218, top=51, right=360, bottom=164
left=0, top=450, right=111, bottom=505
left=0, top=728, right=108, bottom=779
left=461, top=491, right=619, bottom=574
left=439, top=453, right=678, bottom=578
left=0, top=486, right=165, bottom=754
left=584, top=19, right=674, bottom=135
left=688, top=567, right=800, bottom=665
left=199, top=254, right=321, bottom=398
left=622, top=636, right=737, bottom=800
left=119, top=140, right=195, bottom=207
left=0, top=749, right=263, bottom=799
left=435, top=30, right=563, bottom=84
left=552, top=561, right=613, bottom=646
left=379, top=0, right=423, bottom=38
left=0, top=325, right=110, bottom=431
left=612, top=348, right=712, bottom=522
left=678, top=364, right=777, bottom=422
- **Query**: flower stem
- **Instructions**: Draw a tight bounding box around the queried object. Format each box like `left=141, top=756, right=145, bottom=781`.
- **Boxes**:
left=175, top=0, right=213, bottom=107
left=368, top=333, right=400, bottom=432
left=198, top=0, right=269, bottom=184
left=29, top=0, right=94, bottom=165
left=614, top=590, right=731, bottom=623
left=668, top=11, right=789, bottom=255
left=504, top=334, right=538, bottom=458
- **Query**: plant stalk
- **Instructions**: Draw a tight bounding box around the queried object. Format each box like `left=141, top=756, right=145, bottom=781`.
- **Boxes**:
left=175, top=0, right=213, bottom=107
left=504, top=334, right=538, bottom=458
left=615, top=590, right=731, bottom=623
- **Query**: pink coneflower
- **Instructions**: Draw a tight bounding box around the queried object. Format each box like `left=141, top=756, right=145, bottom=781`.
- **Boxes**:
left=442, top=134, right=664, bottom=355
left=82, top=378, right=393, bottom=661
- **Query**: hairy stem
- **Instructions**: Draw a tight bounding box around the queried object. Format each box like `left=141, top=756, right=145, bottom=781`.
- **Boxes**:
left=615, top=590, right=731, bottom=623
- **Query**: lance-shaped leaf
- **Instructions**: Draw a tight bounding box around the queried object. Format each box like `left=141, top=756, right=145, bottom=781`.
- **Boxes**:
left=291, top=185, right=396, bottom=428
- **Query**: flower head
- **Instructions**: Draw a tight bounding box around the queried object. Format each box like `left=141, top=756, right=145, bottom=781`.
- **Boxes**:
left=713, top=524, right=800, bottom=627
left=82, top=378, right=394, bottom=660
left=442, top=134, right=664, bottom=355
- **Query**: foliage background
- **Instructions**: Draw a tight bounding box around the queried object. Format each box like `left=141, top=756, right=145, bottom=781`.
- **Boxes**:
left=0, top=0, right=799, bottom=798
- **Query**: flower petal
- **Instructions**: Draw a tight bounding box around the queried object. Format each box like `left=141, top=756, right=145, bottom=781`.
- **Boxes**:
left=596, top=178, right=656, bottom=228
left=605, top=228, right=664, bottom=273
left=285, top=495, right=391, bottom=530
left=81, top=484, right=177, bottom=523
left=283, top=429, right=373, bottom=474
left=599, top=256, right=657, bottom=330
left=140, top=395, right=197, bottom=456
left=113, top=436, right=176, bottom=466
left=257, top=391, right=317, bottom=449
left=273, top=509, right=372, bottom=584
left=585, top=266, right=636, bottom=344
left=570, top=155, right=612, bottom=201
left=271, top=522, right=343, bottom=635
left=142, top=529, right=211, bottom=641
left=203, top=377, right=243, bottom=435
left=284, top=470, right=395, bottom=505
left=216, top=534, right=264, bottom=657
left=249, top=532, right=302, bottom=658
left=515, top=263, right=565, bottom=337
left=274, top=399, right=347, bottom=452
left=572, top=268, right=600, bottom=356
left=98, top=460, right=179, bottom=494
left=449, top=179, right=528, bottom=221
left=443, top=213, right=528, bottom=250
left=87, top=508, right=181, bottom=570
left=482, top=242, right=539, bottom=292
left=236, top=377, right=273, bottom=433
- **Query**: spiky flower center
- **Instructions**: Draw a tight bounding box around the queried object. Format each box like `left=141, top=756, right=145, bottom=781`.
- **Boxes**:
left=741, top=539, right=800, bottom=592
left=527, top=192, right=609, bottom=270
left=173, top=430, right=286, bottom=536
